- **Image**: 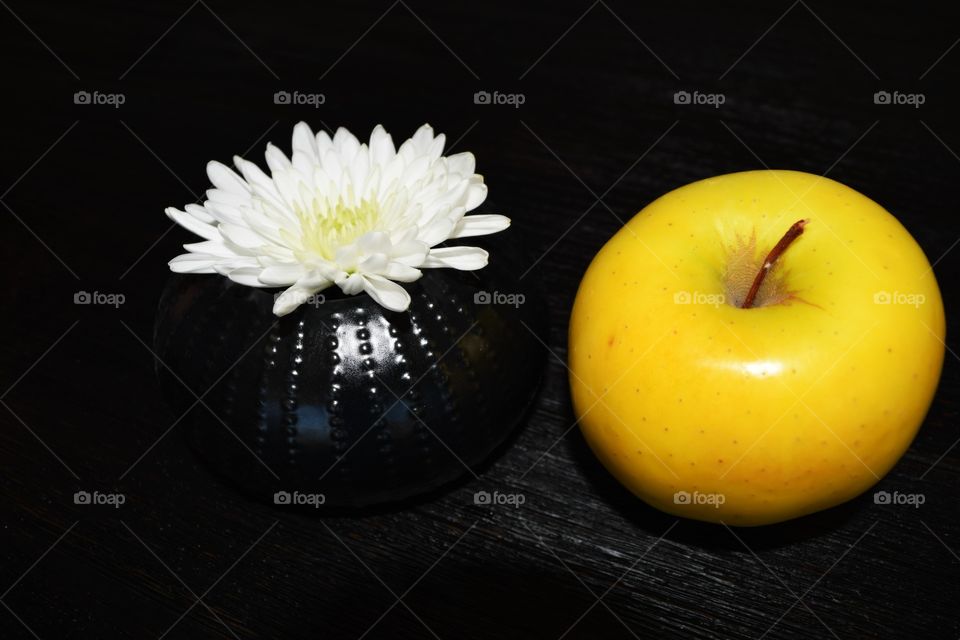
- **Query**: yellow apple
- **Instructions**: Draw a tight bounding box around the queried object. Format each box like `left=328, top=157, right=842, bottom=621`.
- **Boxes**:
left=568, top=170, right=945, bottom=526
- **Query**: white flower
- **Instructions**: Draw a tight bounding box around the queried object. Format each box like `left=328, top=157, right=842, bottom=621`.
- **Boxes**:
left=165, top=122, right=510, bottom=315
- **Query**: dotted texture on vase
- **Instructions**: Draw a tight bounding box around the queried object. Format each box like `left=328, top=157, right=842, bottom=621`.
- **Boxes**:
left=153, top=233, right=546, bottom=507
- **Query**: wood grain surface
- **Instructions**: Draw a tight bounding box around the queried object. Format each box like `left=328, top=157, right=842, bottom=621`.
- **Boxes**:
left=2, top=1, right=959, bottom=637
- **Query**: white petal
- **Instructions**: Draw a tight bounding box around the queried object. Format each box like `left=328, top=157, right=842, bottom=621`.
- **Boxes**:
left=422, top=246, right=489, bottom=270
left=207, top=161, right=250, bottom=196
left=419, top=217, right=457, bottom=247
left=184, top=203, right=216, bottom=224
left=234, top=156, right=279, bottom=199
left=298, top=267, right=340, bottom=288
left=411, top=124, right=435, bottom=153
left=315, top=129, right=333, bottom=155
left=464, top=182, right=487, bottom=211
left=258, top=264, right=307, bottom=286
left=356, top=231, right=391, bottom=255
left=384, top=262, right=422, bottom=282
left=292, top=122, right=318, bottom=163
left=347, top=148, right=370, bottom=195
left=183, top=240, right=239, bottom=257
left=334, top=244, right=362, bottom=271
left=420, top=180, right=469, bottom=220
left=212, top=258, right=260, bottom=273
left=449, top=214, right=511, bottom=239
left=239, top=208, right=285, bottom=245
left=362, top=274, right=411, bottom=312
left=273, top=285, right=318, bottom=316
left=292, top=149, right=317, bottom=182
left=259, top=244, right=297, bottom=262
left=273, top=171, right=306, bottom=211
left=319, top=148, right=343, bottom=186
left=446, top=152, right=475, bottom=176
left=336, top=272, right=365, bottom=295
left=169, top=253, right=218, bottom=273
left=362, top=164, right=382, bottom=201
left=219, top=223, right=266, bottom=249
left=390, top=239, right=429, bottom=266
left=388, top=225, right=420, bottom=247
left=225, top=267, right=269, bottom=287
left=427, top=134, right=446, bottom=160
left=333, top=127, right=361, bottom=163
left=380, top=154, right=406, bottom=194
left=400, top=155, right=430, bottom=189
left=166, top=207, right=219, bottom=241
left=369, top=125, right=396, bottom=165
left=264, top=143, right=291, bottom=174
left=203, top=201, right=245, bottom=226
left=205, top=189, right=250, bottom=214
left=358, top=253, right=389, bottom=274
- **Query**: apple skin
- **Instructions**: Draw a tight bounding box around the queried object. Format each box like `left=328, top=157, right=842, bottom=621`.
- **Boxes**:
left=568, top=170, right=945, bottom=526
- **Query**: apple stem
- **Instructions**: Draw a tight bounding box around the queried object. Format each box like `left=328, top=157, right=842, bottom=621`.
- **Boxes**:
left=740, top=219, right=809, bottom=309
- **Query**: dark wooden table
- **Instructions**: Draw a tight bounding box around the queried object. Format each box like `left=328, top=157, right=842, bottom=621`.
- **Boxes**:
left=3, top=1, right=959, bottom=637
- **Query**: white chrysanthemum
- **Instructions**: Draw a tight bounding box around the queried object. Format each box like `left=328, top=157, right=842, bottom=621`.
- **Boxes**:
left=166, top=122, right=510, bottom=315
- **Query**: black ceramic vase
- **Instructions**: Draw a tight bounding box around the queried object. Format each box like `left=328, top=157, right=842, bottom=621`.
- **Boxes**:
left=153, top=232, right=545, bottom=507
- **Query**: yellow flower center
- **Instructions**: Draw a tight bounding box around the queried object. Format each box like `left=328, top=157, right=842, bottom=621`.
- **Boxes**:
left=284, top=196, right=382, bottom=261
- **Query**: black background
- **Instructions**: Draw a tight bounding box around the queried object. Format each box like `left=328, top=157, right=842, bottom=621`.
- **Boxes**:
left=3, top=1, right=960, bottom=638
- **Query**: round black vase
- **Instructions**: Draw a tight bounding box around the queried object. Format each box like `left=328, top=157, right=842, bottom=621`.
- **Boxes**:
left=153, top=233, right=546, bottom=507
